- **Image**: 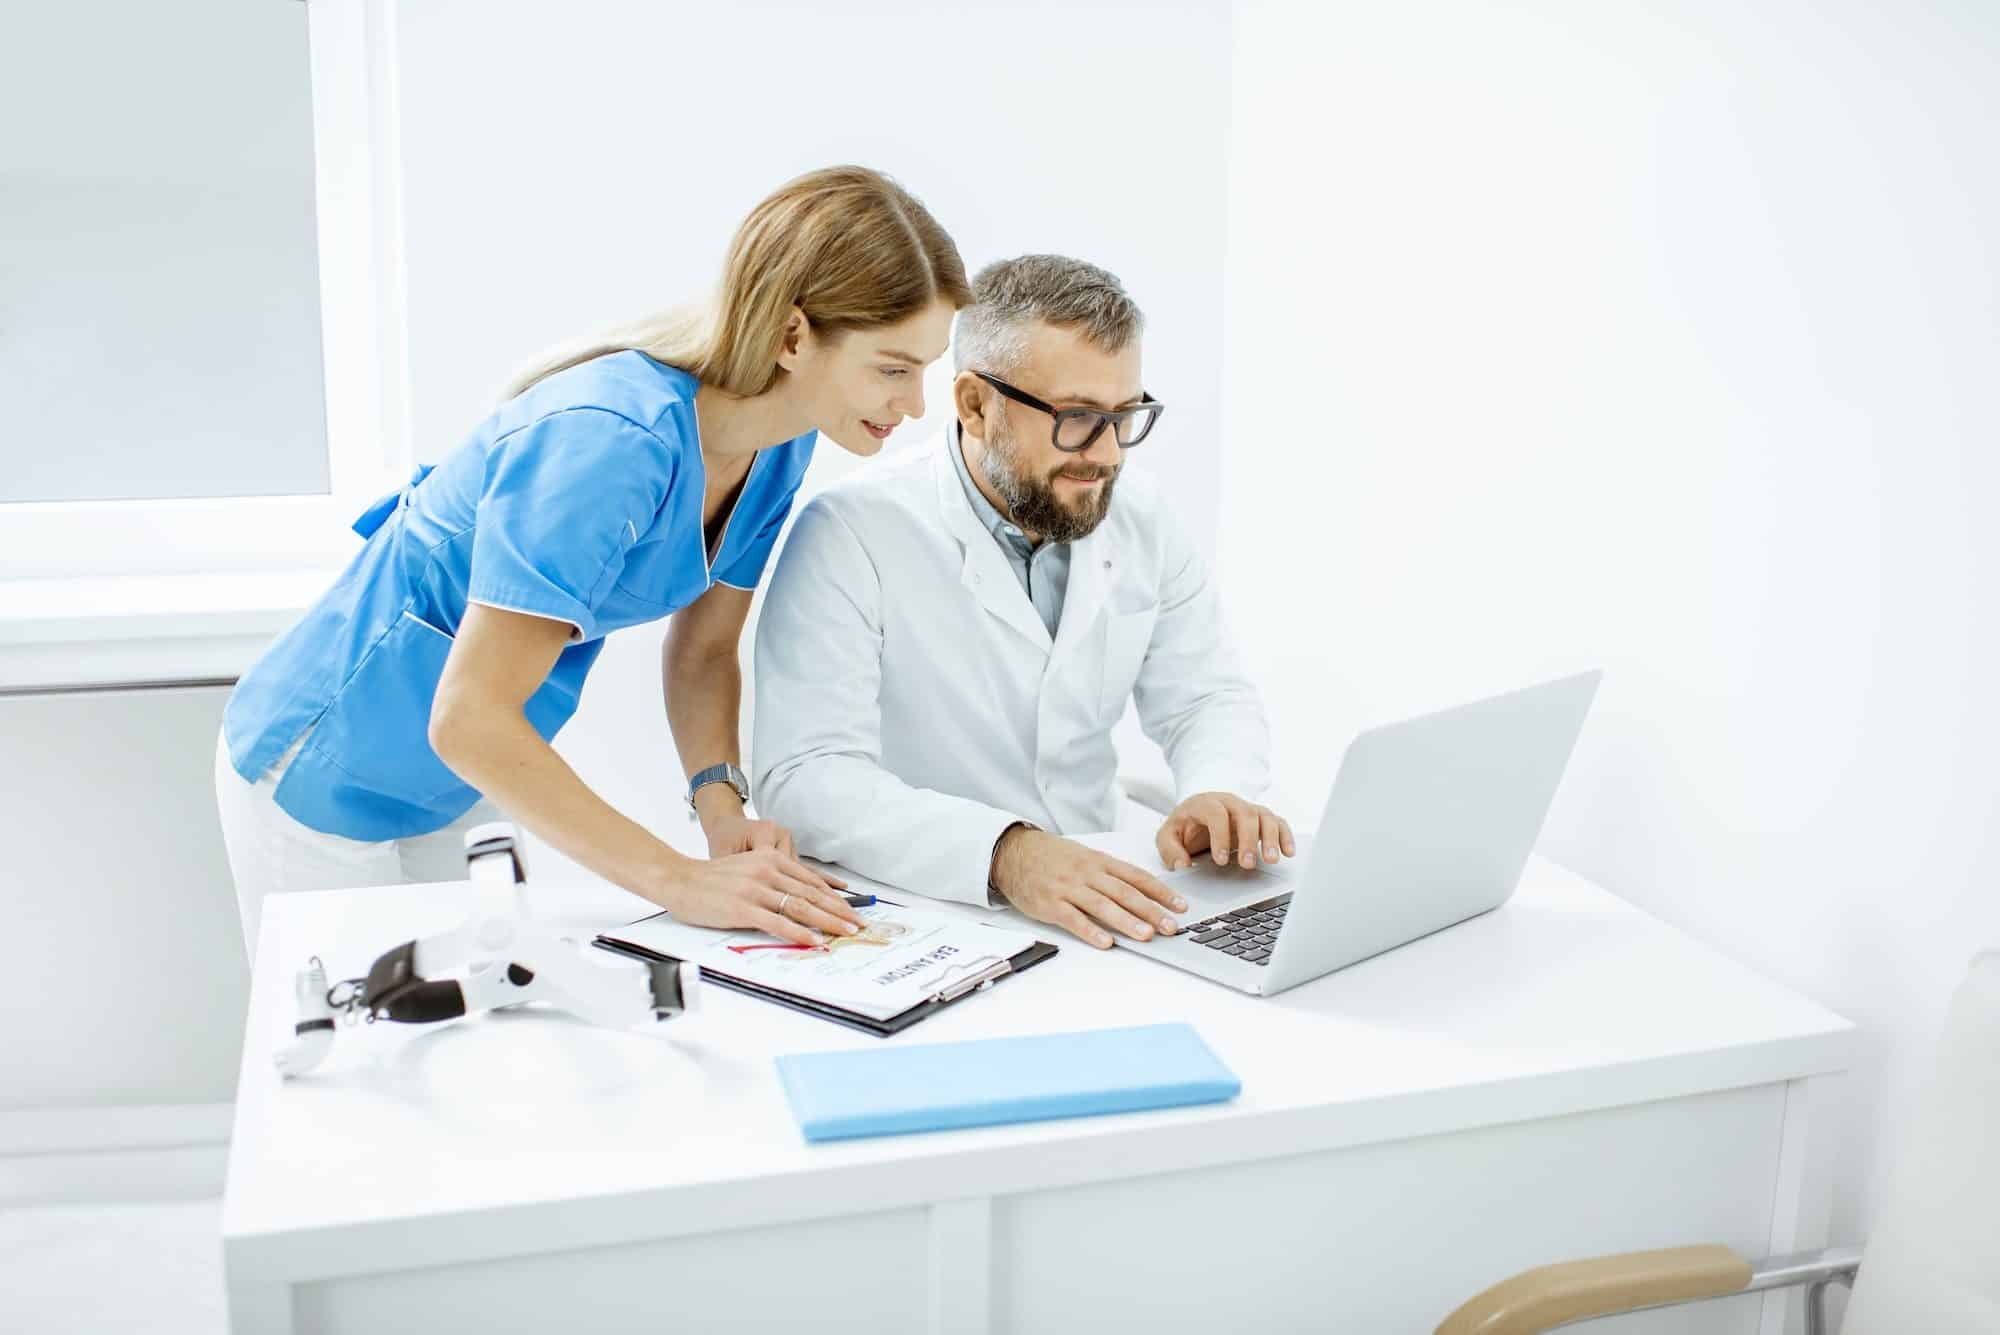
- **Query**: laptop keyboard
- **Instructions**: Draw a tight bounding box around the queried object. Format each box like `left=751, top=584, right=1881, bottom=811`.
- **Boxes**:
left=1182, top=892, right=1292, bottom=966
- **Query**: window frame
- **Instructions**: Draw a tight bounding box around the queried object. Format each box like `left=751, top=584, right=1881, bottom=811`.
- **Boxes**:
left=0, top=0, right=410, bottom=580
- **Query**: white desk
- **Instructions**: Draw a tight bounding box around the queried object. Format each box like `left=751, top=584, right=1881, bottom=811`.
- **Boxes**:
left=223, top=855, right=1850, bottom=1334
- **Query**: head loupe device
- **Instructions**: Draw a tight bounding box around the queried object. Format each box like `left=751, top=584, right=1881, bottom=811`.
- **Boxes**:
left=276, top=822, right=697, bottom=1076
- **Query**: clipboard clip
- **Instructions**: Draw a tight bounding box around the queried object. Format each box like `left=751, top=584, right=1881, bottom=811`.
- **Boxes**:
left=930, top=955, right=1015, bottom=1005
left=916, top=955, right=1008, bottom=1007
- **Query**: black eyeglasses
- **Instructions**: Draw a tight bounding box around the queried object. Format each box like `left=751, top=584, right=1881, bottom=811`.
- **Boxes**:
left=973, top=372, right=1165, bottom=452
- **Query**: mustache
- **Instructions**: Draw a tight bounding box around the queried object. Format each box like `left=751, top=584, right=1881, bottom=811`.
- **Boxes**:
left=1050, top=464, right=1116, bottom=482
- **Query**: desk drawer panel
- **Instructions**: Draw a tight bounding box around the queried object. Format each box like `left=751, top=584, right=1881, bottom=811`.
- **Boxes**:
left=294, top=1204, right=927, bottom=1334
left=992, top=1082, right=1786, bottom=1334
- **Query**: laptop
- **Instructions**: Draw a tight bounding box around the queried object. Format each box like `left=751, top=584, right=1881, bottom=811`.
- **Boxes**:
left=1113, top=670, right=1602, bottom=996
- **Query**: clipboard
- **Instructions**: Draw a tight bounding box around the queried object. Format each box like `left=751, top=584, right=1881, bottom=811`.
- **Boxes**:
left=593, top=928, right=1058, bottom=1037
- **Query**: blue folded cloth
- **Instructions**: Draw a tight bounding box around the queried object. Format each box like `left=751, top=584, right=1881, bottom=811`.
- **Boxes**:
left=775, top=1022, right=1241, bottom=1142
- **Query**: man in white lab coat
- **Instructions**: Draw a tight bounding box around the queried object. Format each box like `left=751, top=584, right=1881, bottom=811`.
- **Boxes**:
left=753, top=255, right=1293, bottom=949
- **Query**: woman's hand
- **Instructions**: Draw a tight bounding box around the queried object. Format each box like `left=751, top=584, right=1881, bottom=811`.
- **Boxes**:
left=664, top=848, right=864, bottom=946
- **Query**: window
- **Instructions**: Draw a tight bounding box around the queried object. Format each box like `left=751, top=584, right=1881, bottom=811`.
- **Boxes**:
left=1, top=0, right=328, bottom=504
left=0, top=0, right=407, bottom=579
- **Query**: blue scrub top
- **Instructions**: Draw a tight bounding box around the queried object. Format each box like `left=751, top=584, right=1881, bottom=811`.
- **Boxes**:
left=224, top=351, right=814, bottom=841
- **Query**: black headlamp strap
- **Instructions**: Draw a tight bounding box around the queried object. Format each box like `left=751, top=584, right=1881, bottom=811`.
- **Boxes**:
left=361, top=939, right=468, bottom=1024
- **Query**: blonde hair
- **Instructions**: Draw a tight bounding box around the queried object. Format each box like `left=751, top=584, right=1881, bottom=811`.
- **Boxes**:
left=505, top=166, right=969, bottom=400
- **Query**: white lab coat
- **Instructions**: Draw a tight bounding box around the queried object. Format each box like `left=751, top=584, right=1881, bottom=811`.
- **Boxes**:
left=752, top=436, right=1270, bottom=907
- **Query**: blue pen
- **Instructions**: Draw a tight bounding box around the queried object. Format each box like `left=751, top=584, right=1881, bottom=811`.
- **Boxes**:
left=842, top=893, right=878, bottom=908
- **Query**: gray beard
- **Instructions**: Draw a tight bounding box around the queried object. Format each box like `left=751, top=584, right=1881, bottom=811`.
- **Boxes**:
left=977, top=415, right=1117, bottom=544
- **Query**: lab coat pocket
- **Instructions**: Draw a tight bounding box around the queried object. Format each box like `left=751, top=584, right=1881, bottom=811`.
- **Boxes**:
left=309, top=611, right=475, bottom=807
left=1099, top=607, right=1157, bottom=720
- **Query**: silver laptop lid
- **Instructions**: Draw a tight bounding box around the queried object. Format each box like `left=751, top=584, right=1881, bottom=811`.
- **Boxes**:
left=1262, top=670, right=1602, bottom=993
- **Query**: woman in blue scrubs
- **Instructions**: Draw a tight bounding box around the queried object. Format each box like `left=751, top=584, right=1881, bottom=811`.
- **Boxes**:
left=215, top=166, right=967, bottom=955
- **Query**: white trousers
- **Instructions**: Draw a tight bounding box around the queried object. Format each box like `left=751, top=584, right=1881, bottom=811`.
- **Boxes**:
left=213, top=730, right=502, bottom=962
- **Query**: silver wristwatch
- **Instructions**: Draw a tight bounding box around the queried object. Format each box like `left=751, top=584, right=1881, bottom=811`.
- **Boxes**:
left=686, top=762, right=750, bottom=816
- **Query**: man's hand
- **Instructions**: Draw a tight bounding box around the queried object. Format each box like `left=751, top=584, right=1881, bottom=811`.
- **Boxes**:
left=1157, top=792, right=1295, bottom=871
left=991, top=826, right=1188, bottom=949
left=704, top=809, right=799, bottom=860
left=693, top=784, right=822, bottom=867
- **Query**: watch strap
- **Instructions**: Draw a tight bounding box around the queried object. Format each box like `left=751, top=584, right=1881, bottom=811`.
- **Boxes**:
left=687, top=762, right=750, bottom=813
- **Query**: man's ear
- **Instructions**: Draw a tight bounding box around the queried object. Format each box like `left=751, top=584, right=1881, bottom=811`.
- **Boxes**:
left=774, top=306, right=811, bottom=373
left=951, top=371, right=989, bottom=435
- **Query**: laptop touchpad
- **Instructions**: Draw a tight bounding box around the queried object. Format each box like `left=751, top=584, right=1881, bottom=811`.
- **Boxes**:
left=1157, top=859, right=1290, bottom=915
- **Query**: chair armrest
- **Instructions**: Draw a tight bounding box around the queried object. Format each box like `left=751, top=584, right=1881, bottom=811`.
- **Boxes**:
left=1438, top=1244, right=1864, bottom=1335
left=1116, top=769, right=1177, bottom=816
left=1437, top=1244, right=1752, bottom=1334
left=1742, top=1245, right=1863, bottom=1295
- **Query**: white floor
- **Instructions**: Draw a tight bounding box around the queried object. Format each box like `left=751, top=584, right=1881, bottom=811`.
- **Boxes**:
left=0, top=1200, right=226, bottom=1334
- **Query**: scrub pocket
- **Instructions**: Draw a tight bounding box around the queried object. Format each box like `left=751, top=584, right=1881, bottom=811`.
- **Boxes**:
left=305, top=611, right=476, bottom=807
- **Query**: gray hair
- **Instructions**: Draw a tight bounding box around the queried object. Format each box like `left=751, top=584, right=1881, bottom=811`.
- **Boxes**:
left=952, top=254, right=1144, bottom=376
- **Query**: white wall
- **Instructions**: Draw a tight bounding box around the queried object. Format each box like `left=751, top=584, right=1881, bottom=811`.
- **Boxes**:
left=1224, top=0, right=2000, bottom=1270
left=385, top=0, right=1233, bottom=872
left=0, top=686, right=247, bottom=1109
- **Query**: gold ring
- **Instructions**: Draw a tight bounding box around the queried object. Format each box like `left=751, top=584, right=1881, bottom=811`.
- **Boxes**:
left=778, top=893, right=793, bottom=918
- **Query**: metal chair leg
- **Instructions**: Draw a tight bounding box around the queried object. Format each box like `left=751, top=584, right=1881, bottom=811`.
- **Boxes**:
left=1804, top=1270, right=1856, bottom=1335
